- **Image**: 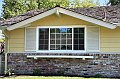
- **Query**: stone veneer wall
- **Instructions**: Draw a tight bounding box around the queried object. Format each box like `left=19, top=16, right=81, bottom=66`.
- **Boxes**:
left=7, top=53, right=120, bottom=77
left=1, top=54, right=5, bottom=75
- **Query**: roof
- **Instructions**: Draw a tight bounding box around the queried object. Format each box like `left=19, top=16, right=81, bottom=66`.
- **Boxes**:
left=0, top=5, right=120, bottom=26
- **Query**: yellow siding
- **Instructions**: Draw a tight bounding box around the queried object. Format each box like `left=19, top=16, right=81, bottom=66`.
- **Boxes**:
left=9, top=48, right=24, bottom=52
left=8, top=28, right=25, bottom=52
left=31, top=14, right=96, bottom=27
left=6, top=13, right=120, bottom=53
left=100, top=27, right=120, bottom=52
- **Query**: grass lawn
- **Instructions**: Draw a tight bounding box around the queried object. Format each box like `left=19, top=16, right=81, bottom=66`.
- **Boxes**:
left=0, top=76, right=110, bottom=79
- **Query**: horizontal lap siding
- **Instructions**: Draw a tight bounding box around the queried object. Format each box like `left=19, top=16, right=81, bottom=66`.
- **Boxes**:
left=9, top=28, right=25, bottom=52
left=100, top=27, right=120, bottom=52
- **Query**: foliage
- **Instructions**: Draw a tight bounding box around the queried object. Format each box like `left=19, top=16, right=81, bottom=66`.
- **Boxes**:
left=94, top=74, right=103, bottom=78
left=5, top=69, right=14, bottom=76
left=71, top=0, right=99, bottom=8
left=108, top=0, right=120, bottom=5
left=37, top=0, right=70, bottom=9
left=57, top=70, right=64, bottom=76
left=33, top=69, right=41, bottom=76
left=0, top=38, right=5, bottom=42
left=2, top=0, right=38, bottom=19
left=2, top=0, right=99, bottom=19
left=2, top=0, right=27, bottom=19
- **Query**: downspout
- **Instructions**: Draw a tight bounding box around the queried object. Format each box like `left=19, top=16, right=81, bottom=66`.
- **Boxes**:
left=5, top=53, right=7, bottom=74
left=1, top=28, right=9, bottom=74
left=4, top=31, right=8, bottom=74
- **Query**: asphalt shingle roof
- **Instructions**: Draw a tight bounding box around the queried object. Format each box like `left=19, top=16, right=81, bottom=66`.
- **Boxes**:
left=0, top=5, right=120, bottom=26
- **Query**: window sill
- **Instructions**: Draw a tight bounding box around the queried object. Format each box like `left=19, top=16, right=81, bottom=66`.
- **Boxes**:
left=25, top=50, right=100, bottom=53
left=36, top=50, right=86, bottom=53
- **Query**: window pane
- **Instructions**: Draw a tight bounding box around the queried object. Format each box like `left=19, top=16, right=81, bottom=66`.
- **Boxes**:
left=50, top=34, right=55, bottom=39
left=67, top=28, right=72, bottom=33
left=74, top=28, right=84, bottom=50
left=56, top=45, right=60, bottom=50
left=79, top=28, right=84, bottom=33
left=50, top=45, right=55, bottom=50
left=39, top=45, right=44, bottom=50
left=45, top=40, right=49, bottom=44
left=79, top=39, right=84, bottom=44
left=50, top=28, right=72, bottom=50
left=56, top=40, right=60, bottom=44
left=50, top=40, right=55, bottom=44
left=67, top=39, right=72, bottom=44
left=50, top=28, right=55, bottom=33
left=60, top=28, right=67, bottom=33
left=39, top=29, right=45, bottom=33
left=67, top=34, right=72, bottom=38
left=56, top=34, right=60, bottom=39
left=79, top=45, right=84, bottom=50
left=61, top=45, right=66, bottom=50
left=74, top=39, right=78, bottom=44
left=44, top=45, right=48, bottom=49
left=39, top=34, right=44, bottom=38
left=67, top=45, right=72, bottom=50
left=79, top=34, right=84, bottom=38
left=39, top=28, right=49, bottom=50
left=61, top=34, right=66, bottom=38
left=74, top=34, right=78, bottom=38
left=74, top=28, right=79, bottom=33
left=39, top=40, right=44, bottom=44
left=45, top=33, right=49, bottom=39
left=61, top=39, right=66, bottom=44
left=74, top=45, right=78, bottom=50
left=56, top=28, right=60, bottom=33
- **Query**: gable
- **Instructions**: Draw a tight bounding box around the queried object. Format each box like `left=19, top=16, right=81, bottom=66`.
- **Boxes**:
left=3, top=7, right=117, bottom=30
left=30, top=14, right=97, bottom=27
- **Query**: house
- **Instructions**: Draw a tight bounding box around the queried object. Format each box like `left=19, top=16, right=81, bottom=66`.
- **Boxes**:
left=0, top=5, right=120, bottom=77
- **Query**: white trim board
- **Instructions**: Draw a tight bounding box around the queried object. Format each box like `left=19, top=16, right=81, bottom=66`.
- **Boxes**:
left=7, top=7, right=117, bottom=30
left=27, top=55, right=94, bottom=60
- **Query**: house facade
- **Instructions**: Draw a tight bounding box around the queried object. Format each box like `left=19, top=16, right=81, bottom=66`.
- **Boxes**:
left=1, top=5, right=120, bottom=77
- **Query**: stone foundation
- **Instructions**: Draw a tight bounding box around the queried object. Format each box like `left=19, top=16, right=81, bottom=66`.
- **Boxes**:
left=7, top=53, right=120, bottom=77
left=0, top=54, right=5, bottom=75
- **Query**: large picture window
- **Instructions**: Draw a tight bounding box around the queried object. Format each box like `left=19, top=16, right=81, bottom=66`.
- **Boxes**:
left=38, top=27, right=85, bottom=51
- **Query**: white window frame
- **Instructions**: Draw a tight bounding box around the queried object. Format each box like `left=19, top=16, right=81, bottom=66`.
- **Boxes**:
left=36, top=25, right=87, bottom=53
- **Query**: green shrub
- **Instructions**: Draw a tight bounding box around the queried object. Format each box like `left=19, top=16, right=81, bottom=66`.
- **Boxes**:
left=94, top=74, right=103, bottom=78
left=57, top=70, right=64, bottom=76
left=33, top=69, right=41, bottom=76
left=5, top=69, right=14, bottom=76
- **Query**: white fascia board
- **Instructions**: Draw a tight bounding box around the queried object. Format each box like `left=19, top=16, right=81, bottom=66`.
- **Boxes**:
left=58, top=8, right=117, bottom=29
left=7, top=8, right=58, bottom=30
left=27, top=55, right=94, bottom=59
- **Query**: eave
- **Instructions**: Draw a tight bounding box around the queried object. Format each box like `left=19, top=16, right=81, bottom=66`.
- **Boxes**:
left=0, top=7, right=117, bottom=30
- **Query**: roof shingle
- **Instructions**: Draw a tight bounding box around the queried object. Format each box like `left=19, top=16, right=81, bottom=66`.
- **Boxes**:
left=0, top=5, right=120, bottom=26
